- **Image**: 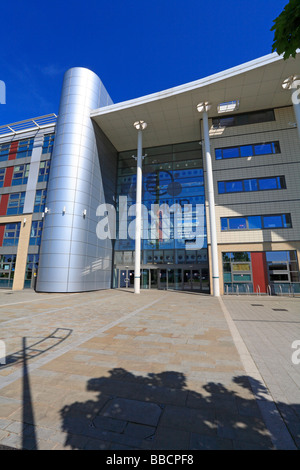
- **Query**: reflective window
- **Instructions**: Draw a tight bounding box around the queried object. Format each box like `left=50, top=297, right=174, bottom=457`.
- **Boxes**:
left=11, top=164, right=30, bottom=186
left=221, top=214, right=292, bottom=231
left=222, top=251, right=252, bottom=293
left=29, top=220, right=43, bottom=246
left=42, top=134, right=55, bottom=155
left=212, top=109, right=275, bottom=128
left=2, top=223, right=20, bottom=246
left=218, top=176, right=286, bottom=194
left=16, top=139, right=34, bottom=159
left=6, top=192, right=25, bottom=215
left=228, top=217, right=247, bottom=230
left=215, top=141, right=280, bottom=160
left=0, top=168, right=5, bottom=188
left=115, top=141, right=208, bottom=267
left=38, top=160, right=51, bottom=182
left=248, top=216, right=262, bottom=230
left=0, top=143, right=10, bottom=162
left=34, top=189, right=47, bottom=213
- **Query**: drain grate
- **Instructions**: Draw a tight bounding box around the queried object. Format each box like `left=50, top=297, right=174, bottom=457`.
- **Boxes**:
left=272, top=308, right=288, bottom=312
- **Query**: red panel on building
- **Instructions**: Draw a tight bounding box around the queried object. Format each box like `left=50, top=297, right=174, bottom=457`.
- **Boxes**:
left=3, top=167, right=13, bottom=187
left=0, top=194, right=9, bottom=216
left=251, top=252, right=268, bottom=294
left=8, top=141, right=18, bottom=161
left=0, top=225, right=5, bottom=247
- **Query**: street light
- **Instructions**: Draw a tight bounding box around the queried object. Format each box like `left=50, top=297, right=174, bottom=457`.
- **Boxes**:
left=133, top=120, right=147, bottom=294
left=197, top=102, right=220, bottom=297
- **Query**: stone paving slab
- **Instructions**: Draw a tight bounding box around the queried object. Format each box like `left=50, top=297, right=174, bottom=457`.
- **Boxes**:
left=0, top=289, right=298, bottom=450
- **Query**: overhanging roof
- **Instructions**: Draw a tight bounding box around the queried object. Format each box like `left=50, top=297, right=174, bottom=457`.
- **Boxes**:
left=91, top=52, right=300, bottom=152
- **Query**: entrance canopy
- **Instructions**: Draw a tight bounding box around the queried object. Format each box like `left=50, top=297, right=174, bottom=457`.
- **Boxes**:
left=91, top=52, right=300, bottom=151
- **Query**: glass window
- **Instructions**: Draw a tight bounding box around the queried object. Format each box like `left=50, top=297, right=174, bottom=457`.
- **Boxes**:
left=263, top=215, right=283, bottom=228
left=0, top=143, right=10, bottom=162
left=2, top=222, right=20, bottom=246
left=240, top=145, right=253, bottom=157
left=243, top=179, right=258, bottom=192
left=16, top=139, right=34, bottom=159
left=212, top=109, right=275, bottom=128
left=258, top=178, right=277, bottom=190
left=29, top=220, right=43, bottom=246
left=254, top=143, right=273, bottom=155
left=282, top=214, right=292, bottom=228
left=215, top=149, right=222, bottom=160
left=34, top=189, right=47, bottom=213
left=225, top=180, right=243, bottom=192
left=11, top=164, right=30, bottom=186
left=232, top=263, right=251, bottom=271
left=6, top=192, right=25, bottom=215
left=218, top=182, right=225, bottom=194
left=248, top=216, right=262, bottom=230
left=42, top=134, right=55, bottom=155
left=221, top=218, right=228, bottom=231
left=233, top=274, right=251, bottom=282
left=38, top=160, right=51, bottom=182
left=222, top=147, right=240, bottom=159
left=228, top=218, right=247, bottom=230
left=0, top=168, right=5, bottom=187
left=232, top=252, right=250, bottom=262
left=215, top=140, right=280, bottom=160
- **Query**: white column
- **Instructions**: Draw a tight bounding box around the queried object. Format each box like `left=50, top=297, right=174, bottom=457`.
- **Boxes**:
left=292, top=98, right=300, bottom=141
left=282, top=76, right=300, bottom=140
left=134, top=130, right=142, bottom=294
left=133, top=121, right=147, bottom=294
left=201, top=108, right=220, bottom=297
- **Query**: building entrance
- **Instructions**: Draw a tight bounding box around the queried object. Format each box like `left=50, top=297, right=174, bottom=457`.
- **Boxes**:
left=116, top=266, right=209, bottom=293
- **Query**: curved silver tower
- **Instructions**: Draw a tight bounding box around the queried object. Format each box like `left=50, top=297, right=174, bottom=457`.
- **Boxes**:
left=36, top=67, right=117, bottom=292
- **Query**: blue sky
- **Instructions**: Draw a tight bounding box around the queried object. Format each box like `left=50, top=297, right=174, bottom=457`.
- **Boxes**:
left=0, top=0, right=288, bottom=126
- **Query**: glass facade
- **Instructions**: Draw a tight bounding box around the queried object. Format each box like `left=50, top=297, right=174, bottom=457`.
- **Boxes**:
left=114, top=141, right=209, bottom=291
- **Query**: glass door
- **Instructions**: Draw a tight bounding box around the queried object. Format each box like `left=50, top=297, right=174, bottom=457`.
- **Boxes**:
left=150, top=269, right=158, bottom=288
left=119, top=269, right=134, bottom=288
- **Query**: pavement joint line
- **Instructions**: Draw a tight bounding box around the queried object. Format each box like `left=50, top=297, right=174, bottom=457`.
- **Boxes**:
left=0, top=290, right=122, bottom=326
left=0, top=293, right=167, bottom=391
left=218, top=296, right=297, bottom=451
left=0, top=292, right=81, bottom=308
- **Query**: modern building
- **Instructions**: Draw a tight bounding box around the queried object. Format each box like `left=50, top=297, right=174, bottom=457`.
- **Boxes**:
left=0, top=51, right=299, bottom=295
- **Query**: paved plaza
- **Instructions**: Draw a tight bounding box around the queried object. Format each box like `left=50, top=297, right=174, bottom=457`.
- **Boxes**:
left=0, top=288, right=299, bottom=450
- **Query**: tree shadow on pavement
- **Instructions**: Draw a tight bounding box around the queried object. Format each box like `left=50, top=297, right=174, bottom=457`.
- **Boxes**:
left=59, top=368, right=293, bottom=450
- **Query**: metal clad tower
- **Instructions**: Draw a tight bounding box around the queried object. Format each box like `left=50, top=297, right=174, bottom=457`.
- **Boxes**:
left=36, top=67, right=117, bottom=292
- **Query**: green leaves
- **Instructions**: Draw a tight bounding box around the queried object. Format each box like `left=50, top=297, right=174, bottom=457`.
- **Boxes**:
left=271, top=0, right=300, bottom=59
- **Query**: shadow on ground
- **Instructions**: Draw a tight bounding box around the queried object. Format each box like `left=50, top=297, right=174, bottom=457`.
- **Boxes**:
left=0, top=328, right=72, bottom=370
left=59, top=368, right=296, bottom=450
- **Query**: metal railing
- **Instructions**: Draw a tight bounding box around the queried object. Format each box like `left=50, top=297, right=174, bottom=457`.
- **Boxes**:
left=225, top=282, right=300, bottom=296
left=0, top=114, right=57, bottom=137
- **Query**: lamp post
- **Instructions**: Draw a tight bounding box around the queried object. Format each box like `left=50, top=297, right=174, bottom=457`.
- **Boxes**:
left=282, top=75, right=300, bottom=140
left=133, top=120, right=147, bottom=294
left=197, top=102, right=220, bottom=297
